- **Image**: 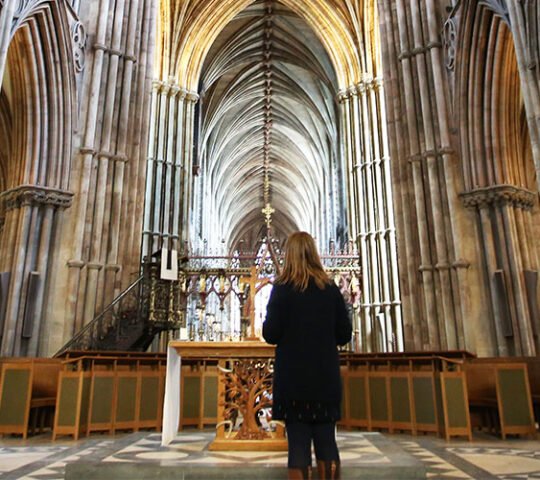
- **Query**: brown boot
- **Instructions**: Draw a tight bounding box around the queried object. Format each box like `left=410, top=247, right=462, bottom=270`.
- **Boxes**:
left=288, top=466, right=313, bottom=479
left=316, top=460, right=340, bottom=479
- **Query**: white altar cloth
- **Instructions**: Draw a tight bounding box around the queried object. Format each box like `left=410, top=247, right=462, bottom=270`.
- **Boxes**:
left=161, top=345, right=181, bottom=446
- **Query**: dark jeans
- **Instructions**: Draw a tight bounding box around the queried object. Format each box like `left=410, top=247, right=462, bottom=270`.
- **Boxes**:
left=285, top=421, right=340, bottom=468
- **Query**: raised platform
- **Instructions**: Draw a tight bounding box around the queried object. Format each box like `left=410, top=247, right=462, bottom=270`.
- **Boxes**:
left=64, top=431, right=426, bottom=479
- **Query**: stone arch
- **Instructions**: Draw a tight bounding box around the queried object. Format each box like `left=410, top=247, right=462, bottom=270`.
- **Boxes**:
left=157, top=0, right=371, bottom=90
left=456, top=1, right=539, bottom=355
left=145, top=0, right=403, bottom=352
left=0, top=0, right=77, bottom=356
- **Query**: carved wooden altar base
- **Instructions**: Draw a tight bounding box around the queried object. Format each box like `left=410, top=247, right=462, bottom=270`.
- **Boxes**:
left=209, top=437, right=287, bottom=451
left=171, top=341, right=287, bottom=451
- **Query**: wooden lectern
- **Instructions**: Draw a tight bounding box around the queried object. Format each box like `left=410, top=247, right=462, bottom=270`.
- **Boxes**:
left=170, top=341, right=287, bottom=451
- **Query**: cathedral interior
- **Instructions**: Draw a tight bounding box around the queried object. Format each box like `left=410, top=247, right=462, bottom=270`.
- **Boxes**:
left=1, top=0, right=539, bottom=359
left=0, top=0, right=539, bottom=478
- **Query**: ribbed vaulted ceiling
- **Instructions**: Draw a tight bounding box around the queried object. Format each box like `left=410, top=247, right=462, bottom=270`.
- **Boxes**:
left=194, top=0, right=344, bottom=252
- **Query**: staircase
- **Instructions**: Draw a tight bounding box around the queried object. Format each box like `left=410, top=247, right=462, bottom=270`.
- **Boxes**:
left=56, top=262, right=183, bottom=355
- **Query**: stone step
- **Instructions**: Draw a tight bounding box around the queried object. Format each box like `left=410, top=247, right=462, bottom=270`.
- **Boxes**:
left=65, top=462, right=426, bottom=479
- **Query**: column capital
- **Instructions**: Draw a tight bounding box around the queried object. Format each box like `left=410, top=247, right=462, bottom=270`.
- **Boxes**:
left=459, top=184, right=537, bottom=210
left=185, top=91, right=200, bottom=103
left=336, top=91, right=350, bottom=103
left=0, top=184, right=74, bottom=211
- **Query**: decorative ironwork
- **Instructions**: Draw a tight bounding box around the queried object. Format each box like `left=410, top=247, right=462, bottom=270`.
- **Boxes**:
left=219, top=358, right=274, bottom=440
left=58, top=239, right=361, bottom=353
left=56, top=274, right=149, bottom=354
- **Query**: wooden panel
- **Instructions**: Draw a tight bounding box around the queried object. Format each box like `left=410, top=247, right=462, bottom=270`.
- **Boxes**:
left=32, top=362, right=61, bottom=398
left=53, top=371, right=91, bottom=440
left=389, top=374, right=413, bottom=433
left=87, top=373, right=115, bottom=435
left=368, top=374, right=389, bottom=430
left=440, top=372, right=471, bottom=441
left=348, top=376, right=368, bottom=423
left=183, top=376, right=201, bottom=420
left=0, top=364, right=33, bottom=437
left=79, top=375, right=91, bottom=430
left=115, top=373, right=138, bottom=431
left=139, top=374, right=160, bottom=428
left=496, top=365, right=536, bottom=438
left=55, top=377, right=80, bottom=427
left=411, top=373, right=439, bottom=434
left=203, top=375, right=218, bottom=420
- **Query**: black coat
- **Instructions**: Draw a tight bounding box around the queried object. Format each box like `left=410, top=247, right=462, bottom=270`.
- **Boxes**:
left=262, top=280, right=352, bottom=408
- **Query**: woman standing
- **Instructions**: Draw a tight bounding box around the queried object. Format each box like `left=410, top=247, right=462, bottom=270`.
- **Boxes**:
left=263, top=232, right=352, bottom=480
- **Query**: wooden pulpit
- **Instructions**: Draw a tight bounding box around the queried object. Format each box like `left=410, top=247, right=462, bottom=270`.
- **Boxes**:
left=170, top=341, right=287, bottom=451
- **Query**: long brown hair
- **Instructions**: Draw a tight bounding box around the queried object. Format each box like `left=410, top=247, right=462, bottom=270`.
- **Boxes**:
left=276, top=231, right=331, bottom=291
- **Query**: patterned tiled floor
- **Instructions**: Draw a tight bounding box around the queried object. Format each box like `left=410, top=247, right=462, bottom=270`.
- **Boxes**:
left=0, top=430, right=538, bottom=479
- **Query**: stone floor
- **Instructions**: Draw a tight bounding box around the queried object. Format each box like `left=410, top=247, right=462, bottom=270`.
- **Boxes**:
left=0, top=429, right=538, bottom=479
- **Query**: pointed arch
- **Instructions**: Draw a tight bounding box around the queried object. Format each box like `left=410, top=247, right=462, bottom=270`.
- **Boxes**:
left=158, top=0, right=362, bottom=90
left=456, top=0, right=539, bottom=356
left=0, top=0, right=77, bottom=356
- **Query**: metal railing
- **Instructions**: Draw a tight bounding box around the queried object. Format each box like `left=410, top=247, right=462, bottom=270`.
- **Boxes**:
left=56, top=275, right=146, bottom=355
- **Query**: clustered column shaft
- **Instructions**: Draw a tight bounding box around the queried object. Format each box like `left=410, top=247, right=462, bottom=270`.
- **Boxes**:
left=377, top=0, right=468, bottom=351
left=142, top=78, right=198, bottom=261
left=61, top=0, right=156, bottom=347
left=339, top=77, right=403, bottom=352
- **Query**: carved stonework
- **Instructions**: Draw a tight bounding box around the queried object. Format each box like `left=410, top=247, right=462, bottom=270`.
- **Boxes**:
left=459, top=185, right=537, bottom=210
left=11, top=0, right=38, bottom=32
left=443, top=1, right=462, bottom=71
left=0, top=185, right=74, bottom=211
left=72, top=20, right=86, bottom=73
left=479, top=0, right=510, bottom=24
left=220, top=358, right=274, bottom=440
left=15, top=0, right=31, bottom=17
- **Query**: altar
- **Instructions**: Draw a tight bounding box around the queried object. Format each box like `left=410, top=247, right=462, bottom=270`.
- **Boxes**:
left=162, top=341, right=287, bottom=451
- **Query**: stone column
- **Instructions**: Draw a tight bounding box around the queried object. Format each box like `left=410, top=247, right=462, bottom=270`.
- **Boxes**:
left=339, top=77, right=403, bottom=352
left=461, top=186, right=538, bottom=356
left=378, top=0, right=421, bottom=350
left=102, top=0, right=142, bottom=308
left=64, top=0, right=112, bottom=339
left=142, top=81, right=198, bottom=261
left=181, top=93, right=199, bottom=244
left=0, top=187, right=72, bottom=356
left=394, top=0, right=440, bottom=349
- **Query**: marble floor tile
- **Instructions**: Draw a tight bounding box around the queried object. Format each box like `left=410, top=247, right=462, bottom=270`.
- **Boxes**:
left=0, top=430, right=538, bottom=480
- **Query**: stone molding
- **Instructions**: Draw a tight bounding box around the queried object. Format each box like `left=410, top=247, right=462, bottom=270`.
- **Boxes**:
left=0, top=184, right=74, bottom=211
left=398, top=42, right=442, bottom=61
left=479, top=0, right=510, bottom=25
left=337, top=77, right=384, bottom=102
left=72, top=20, right=86, bottom=73
left=152, top=79, right=197, bottom=102
left=459, top=184, right=537, bottom=210
left=443, top=0, right=463, bottom=71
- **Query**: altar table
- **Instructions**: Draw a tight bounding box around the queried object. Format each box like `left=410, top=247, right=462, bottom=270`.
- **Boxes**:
left=162, top=341, right=287, bottom=450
